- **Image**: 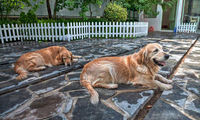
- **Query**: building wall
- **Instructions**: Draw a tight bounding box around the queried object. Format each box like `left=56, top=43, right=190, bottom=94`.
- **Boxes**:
left=140, top=5, right=163, bottom=31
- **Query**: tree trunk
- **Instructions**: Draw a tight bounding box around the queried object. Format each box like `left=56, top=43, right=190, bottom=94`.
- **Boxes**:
left=46, top=0, right=52, bottom=19
left=89, top=4, right=92, bottom=18
left=53, top=0, right=58, bottom=19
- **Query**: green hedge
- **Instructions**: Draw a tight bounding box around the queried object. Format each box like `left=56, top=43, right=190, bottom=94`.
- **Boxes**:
left=104, top=3, right=128, bottom=22
left=0, top=18, right=113, bottom=25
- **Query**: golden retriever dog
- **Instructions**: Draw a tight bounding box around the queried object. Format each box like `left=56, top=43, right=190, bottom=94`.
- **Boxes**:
left=14, top=46, right=80, bottom=80
left=80, top=43, right=173, bottom=104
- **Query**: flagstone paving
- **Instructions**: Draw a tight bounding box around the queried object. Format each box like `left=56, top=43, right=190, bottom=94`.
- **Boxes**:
left=0, top=32, right=199, bottom=120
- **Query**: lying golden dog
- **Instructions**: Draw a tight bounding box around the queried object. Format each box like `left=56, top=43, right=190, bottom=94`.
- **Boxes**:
left=14, top=46, right=80, bottom=80
left=80, top=43, right=173, bottom=104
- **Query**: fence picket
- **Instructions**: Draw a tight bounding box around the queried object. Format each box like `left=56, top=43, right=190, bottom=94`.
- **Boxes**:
left=65, top=23, right=67, bottom=41
left=112, top=22, right=115, bottom=38
left=51, top=23, right=54, bottom=42
left=95, top=22, right=97, bottom=38
left=0, top=25, right=4, bottom=44
left=105, top=22, right=108, bottom=38
left=44, top=23, right=47, bottom=41
left=91, top=22, right=94, bottom=38
left=7, top=24, right=12, bottom=41
left=11, top=24, right=15, bottom=41
left=98, top=22, right=101, bottom=38
left=88, top=22, right=90, bottom=38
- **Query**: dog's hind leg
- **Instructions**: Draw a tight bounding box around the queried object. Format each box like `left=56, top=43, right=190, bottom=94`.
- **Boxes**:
left=29, top=66, right=46, bottom=71
left=26, top=61, right=46, bottom=72
left=93, top=83, right=118, bottom=89
left=155, top=74, right=172, bottom=84
left=15, top=67, right=28, bottom=80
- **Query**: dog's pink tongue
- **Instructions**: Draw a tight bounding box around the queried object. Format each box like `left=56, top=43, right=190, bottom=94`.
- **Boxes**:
left=159, top=61, right=166, bottom=66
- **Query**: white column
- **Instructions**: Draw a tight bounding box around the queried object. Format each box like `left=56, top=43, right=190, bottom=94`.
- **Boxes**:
left=175, top=0, right=184, bottom=27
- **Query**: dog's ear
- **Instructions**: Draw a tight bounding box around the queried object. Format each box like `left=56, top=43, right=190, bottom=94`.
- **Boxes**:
left=140, top=47, right=147, bottom=64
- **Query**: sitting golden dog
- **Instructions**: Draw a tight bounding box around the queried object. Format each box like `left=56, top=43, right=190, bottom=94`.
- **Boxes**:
left=14, top=46, right=80, bottom=80
left=80, top=43, right=173, bottom=104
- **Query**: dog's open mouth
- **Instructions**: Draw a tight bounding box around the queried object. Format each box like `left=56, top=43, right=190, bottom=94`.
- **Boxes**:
left=153, top=59, right=166, bottom=66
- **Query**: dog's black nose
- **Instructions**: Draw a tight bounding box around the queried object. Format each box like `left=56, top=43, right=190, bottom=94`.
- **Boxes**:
left=165, top=54, right=169, bottom=59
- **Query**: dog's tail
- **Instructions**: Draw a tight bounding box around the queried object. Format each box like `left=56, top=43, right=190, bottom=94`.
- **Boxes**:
left=80, top=74, right=99, bottom=104
left=14, top=63, right=28, bottom=80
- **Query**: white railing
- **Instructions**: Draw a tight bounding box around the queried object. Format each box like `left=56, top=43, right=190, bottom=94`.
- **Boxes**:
left=0, top=22, right=148, bottom=44
left=177, top=23, right=197, bottom=33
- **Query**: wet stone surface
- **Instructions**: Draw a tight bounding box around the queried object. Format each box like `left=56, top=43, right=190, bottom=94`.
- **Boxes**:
left=161, top=85, right=188, bottom=107
left=112, top=90, right=154, bottom=118
left=59, top=81, right=83, bottom=92
left=72, top=97, right=123, bottom=120
left=5, top=94, right=65, bottom=120
left=28, top=75, right=67, bottom=95
left=186, top=81, right=200, bottom=97
left=0, top=88, right=31, bottom=116
left=0, top=33, right=199, bottom=120
left=144, top=99, right=191, bottom=120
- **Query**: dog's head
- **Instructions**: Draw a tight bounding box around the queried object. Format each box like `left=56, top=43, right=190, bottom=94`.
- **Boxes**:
left=58, top=47, right=73, bottom=66
left=140, top=43, right=169, bottom=67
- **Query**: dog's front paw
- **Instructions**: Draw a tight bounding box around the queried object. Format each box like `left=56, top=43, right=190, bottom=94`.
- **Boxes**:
left=161, top=84, right=173, bottom=90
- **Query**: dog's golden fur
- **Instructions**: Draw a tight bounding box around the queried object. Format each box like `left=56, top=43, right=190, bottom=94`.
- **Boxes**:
left=80, top=43, right=173, bottom=104
left=14, top=46, right=80, bottom=80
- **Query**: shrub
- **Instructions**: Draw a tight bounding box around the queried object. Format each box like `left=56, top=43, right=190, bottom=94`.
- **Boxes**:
left=19, top=12, right=27, bottom=23
left=104, top=3, right=127, bottom=22
left=19, top=10, right=37, bottom=23
left=26, top=10, right=38, bottom=23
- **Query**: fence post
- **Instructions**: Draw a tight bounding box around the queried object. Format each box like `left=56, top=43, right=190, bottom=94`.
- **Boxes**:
left=7, top=24, right=12, bottom=41
left=109, top=22, right=111, bottom=38
left=75, top=22, right=78, bottom=39
left=28, top=23, right=31, bottom=40
left=11, top=24, right=16, bottom=41
left=41, top=23, right=44, bottom=40
left=81, top=22, right=83, bottom=39
left=3, top=24, right=8, bottom=42
left=16, top=24, right=20, bottom=41
left=44, top=23, right=47, bottom=41
left=83, top=22, right=86, bottom=38
left=105, top=22, right=108, bottom=39
left=130, top=22, right=132, bottom=37
left=55, top=23, right=57, bottom=41
left=101, top=22, right=104, bottom=38
left=91, top=22, right=93, bottom=38
left=0, top=25, right=4, bottom=44
left=116, top=22, right=118, bottom=38
left=58, top=23, right=61, bottom=41
left=64, top=23, right=67, bottom=41
left=72, top=23, right=74, bottom=40
left=34, top=23, right=37, bottom=42
left=31, top=23, right=34, bottom=40
left=123, top=22, right=125, bottom=38
left=119, top=22, right=122, bottom=38
left=95, top=22, right=97, bottom=38
left=88, top=22, right=90, bottom=39
left=112, top=22, right=115, bottom=38
left=47, top=23, right=50, bottom=41
left=51, top=23, right=54, bottom=42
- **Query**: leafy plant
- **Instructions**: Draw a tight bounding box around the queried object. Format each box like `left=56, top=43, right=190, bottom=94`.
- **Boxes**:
left=104, top=3, right=127, bottom=22
left=55, top=0, right=103, bottom=20
left=114, top=0, right=177, bottom=17
left=0, top=0, right=31, bottom=19
left=19, top=10, right=38, bottom=23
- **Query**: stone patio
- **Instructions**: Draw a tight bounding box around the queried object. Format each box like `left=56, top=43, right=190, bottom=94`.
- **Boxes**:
left=0, top=32, right=199, bottom=120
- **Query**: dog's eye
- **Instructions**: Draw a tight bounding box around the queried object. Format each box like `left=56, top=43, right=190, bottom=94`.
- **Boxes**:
left=154, top=49, right=159, bottom=53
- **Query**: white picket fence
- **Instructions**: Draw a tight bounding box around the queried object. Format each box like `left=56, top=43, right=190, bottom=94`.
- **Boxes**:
left=177, top=23, right=198, bottom=33
left=0, top=22, right=148, bottom=44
